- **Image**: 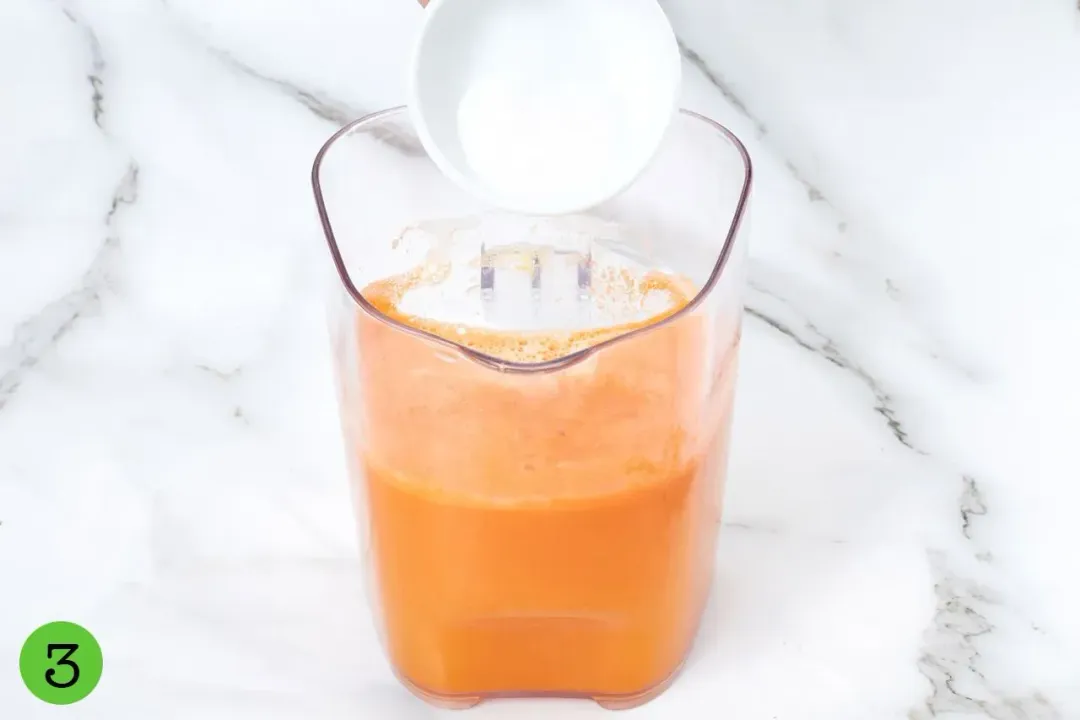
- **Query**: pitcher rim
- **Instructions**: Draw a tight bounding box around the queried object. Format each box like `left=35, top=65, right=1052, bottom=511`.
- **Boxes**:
left=311, top=106, right=753, bottom=374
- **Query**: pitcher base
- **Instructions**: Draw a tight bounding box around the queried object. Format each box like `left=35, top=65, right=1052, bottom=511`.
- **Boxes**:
left=393, top=657, right=687, bottom=711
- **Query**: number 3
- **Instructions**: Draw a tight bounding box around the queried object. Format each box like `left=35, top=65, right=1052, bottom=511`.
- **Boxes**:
left=45, top=644, right=80, bottom=689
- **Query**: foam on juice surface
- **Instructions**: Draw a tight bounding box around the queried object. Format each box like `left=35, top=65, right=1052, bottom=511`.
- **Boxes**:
left=360, top=245, right=695, bottom=364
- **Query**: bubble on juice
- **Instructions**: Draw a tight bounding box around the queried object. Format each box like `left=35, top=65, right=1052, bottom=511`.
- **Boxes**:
left=361, top=218, right=696, bottom=364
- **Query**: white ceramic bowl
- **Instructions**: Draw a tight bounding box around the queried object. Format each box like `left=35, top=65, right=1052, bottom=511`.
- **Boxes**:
left=409, top=0, right=682, bottom=215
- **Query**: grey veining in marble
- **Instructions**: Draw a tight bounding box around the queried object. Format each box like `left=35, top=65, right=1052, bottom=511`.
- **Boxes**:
left=1, top=0, right=1078, bottom=717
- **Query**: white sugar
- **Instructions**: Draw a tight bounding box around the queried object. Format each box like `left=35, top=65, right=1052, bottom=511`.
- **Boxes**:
left=457, top=74, right=626, bottom=214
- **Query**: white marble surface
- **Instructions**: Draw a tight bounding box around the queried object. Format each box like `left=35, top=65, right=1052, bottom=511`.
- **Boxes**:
left=1, top=0, right=1078, bottom=717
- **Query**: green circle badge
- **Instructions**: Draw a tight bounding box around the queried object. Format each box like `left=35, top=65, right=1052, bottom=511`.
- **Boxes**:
left=19, top=621, right=103, bottom=705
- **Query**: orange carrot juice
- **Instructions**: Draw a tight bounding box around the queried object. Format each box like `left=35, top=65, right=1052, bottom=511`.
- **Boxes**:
left=347, top=268, right=739, bottom=706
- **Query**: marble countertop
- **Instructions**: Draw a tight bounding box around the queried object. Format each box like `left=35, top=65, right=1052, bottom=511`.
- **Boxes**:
left=2, top=0, right=1078, bottom=718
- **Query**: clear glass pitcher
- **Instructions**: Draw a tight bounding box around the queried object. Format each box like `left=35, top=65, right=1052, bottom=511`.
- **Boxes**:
left=312, top=107, right=751, bottom=709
